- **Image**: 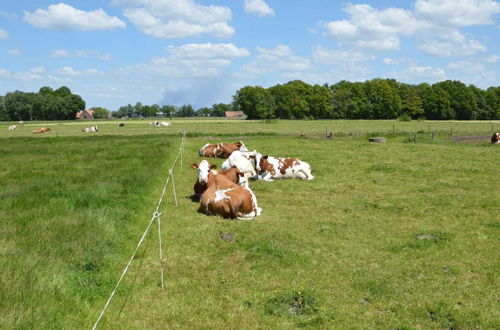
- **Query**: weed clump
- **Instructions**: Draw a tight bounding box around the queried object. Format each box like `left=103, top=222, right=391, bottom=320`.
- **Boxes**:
left=265, top=289, right=319, bottom=317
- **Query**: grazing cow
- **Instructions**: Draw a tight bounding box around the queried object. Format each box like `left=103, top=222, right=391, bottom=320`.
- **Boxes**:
left=191, top=160, right=248, bottom=200
left=8, top=125, right=17, bottom=130
left=82, top=126, right=98, bottom=133
left=32, top=128, right=51, bottom=134
left=118, top=123, right=125, bottom=127
left=199, top=169, right=261, bottom=220
left=221, top=150, right=257, bottom=183
left=254, top=153, right=314, bottom=181
left=491, top=132, right=500, bottom=144
left=199, top=141, right=248, bottom=158
left=18, top=121, right=24, bottom=127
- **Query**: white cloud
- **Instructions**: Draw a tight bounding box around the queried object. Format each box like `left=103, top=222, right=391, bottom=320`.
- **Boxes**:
left=29, top=66, right=47, bottom=74
left=0, top=68, right=44, bottom=81
left=166, top=43, right=250, bottom=58
left=24, top=3, right=126, bottom=31
left=321, top=4, right=420, bottom=51
left=393, top=66, right=447, bottom=83
left=418, top=39, right=486, bottom=56
left=120, top=0, right=234, bottom=38
left=447, top=60, right=485, bottom=74
left=320, top=1, right=498, bottom=56
left=244, top=0, right=275, bottom=17
left=0, top=28, right=8, bottom=39
left=7, top=49, right=21, bottom=56
left=242, top=45, right=311, bottom=76
left=415, top=0, right=500, bottom=27
left=50, top=49, right=112, bottom=61
left=484, top=55, right=500, bottom=63
left=383, top=58, right=399, bottom=65
left=312, top=45, right=375, bottom=64
left=54, top=66, right=104, bottom=76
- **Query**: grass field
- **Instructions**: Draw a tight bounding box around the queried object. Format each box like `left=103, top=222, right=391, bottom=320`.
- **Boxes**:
left=1, top=119, right=499, bottom=329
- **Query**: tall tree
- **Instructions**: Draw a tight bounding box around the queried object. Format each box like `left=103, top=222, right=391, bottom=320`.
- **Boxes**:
left=233, top=86, right=276, bottom=119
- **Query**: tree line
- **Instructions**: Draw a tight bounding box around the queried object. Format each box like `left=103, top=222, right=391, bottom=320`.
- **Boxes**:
left=233, top=79, right=499, bottom=120
left=1, top=79, right=498, bottom=121
left=0, top=86, right=86, bottom=121
left=112, top=102, right=232, bottom=118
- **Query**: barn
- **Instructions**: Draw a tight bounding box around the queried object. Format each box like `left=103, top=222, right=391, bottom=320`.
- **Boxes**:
left=225, top=111, right=246, bottom=119
left=76, top=110, right=95, bottom=120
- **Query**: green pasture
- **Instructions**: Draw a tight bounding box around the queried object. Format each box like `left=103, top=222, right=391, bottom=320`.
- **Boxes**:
left=0, top=120, right=498, bottom=329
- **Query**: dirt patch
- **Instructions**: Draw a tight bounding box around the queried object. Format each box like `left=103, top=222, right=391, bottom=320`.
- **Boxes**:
left=449, top=135, right=489, bottom=142
left=220, top=233, right=235, bottom=243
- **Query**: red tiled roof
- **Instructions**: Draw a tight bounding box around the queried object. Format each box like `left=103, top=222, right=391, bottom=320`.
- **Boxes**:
left=225, top=111, right=245, bottom=117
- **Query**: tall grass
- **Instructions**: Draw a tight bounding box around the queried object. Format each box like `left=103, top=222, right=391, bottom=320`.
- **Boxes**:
left=0, top=135, right=173, bottom=328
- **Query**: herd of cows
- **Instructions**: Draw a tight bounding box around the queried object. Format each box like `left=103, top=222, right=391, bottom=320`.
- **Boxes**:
left=192, top=141, right=314, bottom=220
left=6, top=121, right=173, bottom=133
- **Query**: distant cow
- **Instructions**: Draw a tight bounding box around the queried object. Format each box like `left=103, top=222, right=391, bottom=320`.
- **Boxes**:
left=191, top=160, right=248, bottom=200
left=199, top=141, right=248, bottom=158
left=32, top=128, right=51, bottom=134
left=18, top=121, right=24, bottom=127
left=8, top=125, right=16, bottom=130
left=82, top=126, right=98, bottom=133
left=221, top=150, right=257, bottom=183
left=198, top=167, right=261, bottom=220
left=150, top=121, right=171, bottom=127
left=491, top=133, right=500, bottom=144
left=254, top=153, right=314, bottom=181
left=118, top=123, right=125, bottom=127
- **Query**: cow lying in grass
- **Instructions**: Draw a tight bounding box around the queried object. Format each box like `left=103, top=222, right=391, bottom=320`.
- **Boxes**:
left=491, top=132, right=500, bottom=144
left=32, top=128, right=51, bottom=134
left=192, top=160, right=260, bottom=219
left=221, top=150, right=257, bottom=181
left=253, top=153, right=314, bottom=181
left=191, top=160, right=248, bottom=200
left=8, top=125, right=16, bottom=130
left=82, top=126, right=98, bottom=133
left=199, top=141, right=248, bottom=158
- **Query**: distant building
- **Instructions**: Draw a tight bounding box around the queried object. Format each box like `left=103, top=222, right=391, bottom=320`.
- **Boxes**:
left=225, top=111, right=246, bottom=119
left=76, top=109, right=95, bottom=119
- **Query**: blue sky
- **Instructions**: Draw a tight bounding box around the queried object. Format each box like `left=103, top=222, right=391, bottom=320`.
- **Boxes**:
left=0, top=0, right=499, bottom=110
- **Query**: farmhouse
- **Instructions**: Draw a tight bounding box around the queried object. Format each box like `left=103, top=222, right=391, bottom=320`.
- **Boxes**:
left=225, top=111, right=246, bottom=119
left=76, top=109, right=94, bottom=120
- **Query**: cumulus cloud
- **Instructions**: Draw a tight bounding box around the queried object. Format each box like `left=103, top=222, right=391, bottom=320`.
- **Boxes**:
left=321, top=4, right=420, bottom=51
left=312, top=45, right=375, bottom=64
left=118, top=0, right=234, bottom=38
left=320, top=0, right=499, bottom=56
left=418, top=38, right=486, bottom=56
left=392, top=65, right=447, bottom=83
left=117, top=42, right=249, bottom=79
left=447, top=60, right=484, bottom=74
left=7, top=49, right=21, bottom=56
left=24, top=3, right=126, bottom=31
left=241, top=44, right=311, bottom=76
left=484, top=55, right=500, bottom=63
left=54, top=66, right=104, bottom=76
left=166, top=43, right=250, bottom=58
left=50, top=49, right=112, bottom=61
left=244, top=0, right=275, bottom=17
left=414, top=0, right=500, bottom=27
left=0, top=28, right=8, bottom=39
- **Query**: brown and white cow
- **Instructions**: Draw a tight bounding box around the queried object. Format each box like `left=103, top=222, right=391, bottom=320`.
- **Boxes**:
left=491, top=132, right=500, bottom=144
left=191, top=160, right=248, bottom=200
left=18, top=120, right=24, bottom=127
left=82, top=126, right=98, bottom=133
left=32, top=127, right=51, bottom=134
left=254, top=153, right=314, bottom=181
left=199, top=141, right=248, bottom=158
left=8, top=125, right=17, bottom=130
left=199, top=169, right=261, bottom=220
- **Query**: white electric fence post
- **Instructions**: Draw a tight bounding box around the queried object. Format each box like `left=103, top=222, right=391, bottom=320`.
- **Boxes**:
left=169, top=169, right=178, bottom=206
left=157, top=212, right=164, bottom=290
